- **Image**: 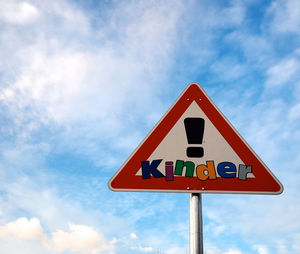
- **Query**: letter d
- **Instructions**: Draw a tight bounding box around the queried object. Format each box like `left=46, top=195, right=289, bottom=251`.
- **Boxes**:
left=196, top=161, right=217, bottom=180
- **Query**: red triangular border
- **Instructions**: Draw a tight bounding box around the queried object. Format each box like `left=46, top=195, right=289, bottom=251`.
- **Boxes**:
left=108, top=83, right=283, bottom=194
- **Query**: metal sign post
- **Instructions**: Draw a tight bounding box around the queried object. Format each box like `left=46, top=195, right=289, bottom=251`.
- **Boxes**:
left=190, top=193, right=203, bottom=254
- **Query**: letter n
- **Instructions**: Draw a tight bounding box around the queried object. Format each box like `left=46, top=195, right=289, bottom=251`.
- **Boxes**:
left=174, top=160, right=195, bottom=177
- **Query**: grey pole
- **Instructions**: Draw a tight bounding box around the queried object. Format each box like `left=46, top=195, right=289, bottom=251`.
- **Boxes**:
left=189, top=193, right=203, bottom=254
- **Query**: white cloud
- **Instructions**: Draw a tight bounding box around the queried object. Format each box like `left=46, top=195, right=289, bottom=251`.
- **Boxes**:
left=0, top=217, right=44, bottom=240
left=292, top=233, right=300, bottom=252
left=276, top=240, right=288, bottom=254
left=52, top=224, right=114, bottom=253
left=0, top=239, right=52, bottom=254
left=288, top=103, right=300, bottom=120
left=205, top=244, right=221, bottom=254
left=0, top=1, right=39, bottom=24
left=9, top=50, right=95, bottom=124
left=130, top=232, right=137, bottom=239
left=0, top=218, right=114, bottom=254
left=253, top=245, right=270, bottom=254
left=204, top=245, right=243, bottom=254
left=165, top=246, right=188, bottom=254
left=296, top=48, right=300, bottom=56
left=205, top=223, right=225, bottom=237
left=224, top=249, right=242, bottom=254
left=47, top=0, right=90, bottom=34
left=131, top=245, right=153, bottom=252
left=0, top=0, right=186, bottom=167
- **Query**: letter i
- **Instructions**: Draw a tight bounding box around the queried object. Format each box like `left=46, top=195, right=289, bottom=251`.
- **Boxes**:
left=165, top=161, right=174, bottom=181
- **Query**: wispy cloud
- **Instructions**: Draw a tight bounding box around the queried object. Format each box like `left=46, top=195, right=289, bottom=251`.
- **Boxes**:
left=0, top=1, right=39, bottom=24
left=265, top=57, right=300, bottom=87
left=0, top=0, right=187, bottom=168
left=267, top=0, right=300, bottom=33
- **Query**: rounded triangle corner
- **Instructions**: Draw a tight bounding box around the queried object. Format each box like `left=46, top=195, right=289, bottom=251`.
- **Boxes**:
left=275, top=181, right=284, bottom=195
left=187, top=82, right=202, bottom=89
left=264, top=169, right=284, bottom=195
left=107, top=179, right=115, bottom=191
left=108, top=176, right=120, bottom=192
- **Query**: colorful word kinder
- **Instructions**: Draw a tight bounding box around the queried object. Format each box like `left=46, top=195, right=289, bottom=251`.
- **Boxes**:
left=141, top=160, right=252, bottom=181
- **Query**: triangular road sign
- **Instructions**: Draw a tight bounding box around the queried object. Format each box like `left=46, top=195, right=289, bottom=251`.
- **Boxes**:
left=108, top=83, right=283, bottom=194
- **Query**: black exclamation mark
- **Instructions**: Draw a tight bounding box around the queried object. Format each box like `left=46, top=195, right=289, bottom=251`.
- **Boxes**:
left=184, top=117, right=205, bottom=158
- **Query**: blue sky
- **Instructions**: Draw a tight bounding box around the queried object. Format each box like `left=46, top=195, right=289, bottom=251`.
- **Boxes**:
left=0, top=0, right=299, bottom=253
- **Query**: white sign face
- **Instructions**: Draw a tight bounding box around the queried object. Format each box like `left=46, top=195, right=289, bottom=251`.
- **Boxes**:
left=136, top=101, right=254, bottom=178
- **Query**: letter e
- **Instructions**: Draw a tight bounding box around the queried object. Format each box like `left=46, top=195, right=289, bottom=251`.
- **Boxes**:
left=217, top=162, right=236, bottom=178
